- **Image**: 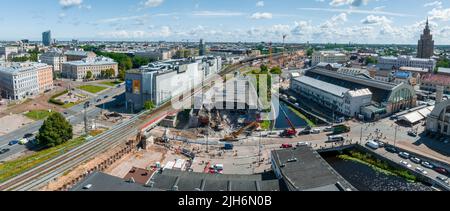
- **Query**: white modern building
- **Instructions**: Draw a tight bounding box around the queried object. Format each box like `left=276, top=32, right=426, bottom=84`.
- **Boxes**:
left=39, top=51, right=67, bottom=73
left=0, top=62, right=53, bottom=100
left=291, top=76, right=372, bottom=117
left=125, top=56, right=222, bottom=110
left=378, top=56, right=436, bottom=72
left=0, top=46, right=19, bottom=61
left=312, top=51, right=347, bottom=66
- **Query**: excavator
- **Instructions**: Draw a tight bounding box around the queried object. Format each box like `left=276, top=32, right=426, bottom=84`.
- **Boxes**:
left=280, top=106, right=297, bottom=138
left=221, top=121, right=260, bottom=142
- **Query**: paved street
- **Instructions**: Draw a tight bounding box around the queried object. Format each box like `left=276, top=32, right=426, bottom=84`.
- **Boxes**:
left=0, top=84, right=126, bottom=161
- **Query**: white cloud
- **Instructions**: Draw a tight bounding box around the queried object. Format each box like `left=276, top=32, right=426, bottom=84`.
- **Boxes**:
left=298, top=7, right=413, bottom=17
left=320, top=13, right=347, bottom=28
left=361, top=15, right=392, bottom=25
left=59, top=0, right=83, bottom=8
left=250, top=12, right=273, bottom=19
left=424, top=1, right=442, bottom=8
left=142, top=0, right=164, bottom=8
left=429, top=7, right=450, bottom=21
left=192, top=11, right=244, bottom=17
left=330, top=0, right=370, bottom=7
left=256, top=1, right=264, bottom=7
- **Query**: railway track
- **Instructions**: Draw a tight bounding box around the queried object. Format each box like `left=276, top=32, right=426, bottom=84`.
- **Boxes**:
left=0, top=56, right=269, bottom=191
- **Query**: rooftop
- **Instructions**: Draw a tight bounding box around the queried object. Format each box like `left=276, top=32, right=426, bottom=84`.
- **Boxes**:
left=380, top=55, right=435, bottom=62
left=271, top=146, right=354, bottom=191
left=149, top=169, right=281, bottom=191
left=0, top=62, right=50, bottom=74
left=438, top=67, right=450, bottom=75
left=421, top=73, right=450, bottom=86
left=71, top=172, right=152, bottom=191
left=293, top=76, right=350, bottom=97
left=64, top=50, right=96, bottom=57
left=63, top=56, right=117, bottom=66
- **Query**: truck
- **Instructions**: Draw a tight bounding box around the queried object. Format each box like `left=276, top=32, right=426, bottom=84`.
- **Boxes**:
left=224, top=143, right=234, bottom=150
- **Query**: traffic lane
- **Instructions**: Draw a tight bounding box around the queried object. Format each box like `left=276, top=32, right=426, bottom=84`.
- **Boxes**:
left=370, top=147, right=450, bottom=187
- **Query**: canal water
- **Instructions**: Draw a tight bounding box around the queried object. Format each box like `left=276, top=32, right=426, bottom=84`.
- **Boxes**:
left=274, top=101, right=309, bottom=129
left=322, top=153, right=434, bottom=191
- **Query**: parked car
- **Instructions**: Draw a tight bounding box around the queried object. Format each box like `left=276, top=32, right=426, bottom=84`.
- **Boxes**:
left=434, top=167, right=449, bottom=175
left=296, top=142, right=310, bottom=147
left=385, top=146, right=398, bottom=153
left=421, top=161, right=434, bottom=169
left=8, top=140, right=19, bottom=146
left=0, top=148, right=10, bottom=154
left=410, top=157, right=421, bottom=164
left=311, top=129, right=321, bottom=134
left=436, top=176, right=449, bottom=184
left=408, top=131, right=417, bottom=137
left=400, top=160, right=412, bottom=168
left=281, top=143, right=293, bottom=149
left=399, top=152, right=410, bottom=159
left=416, top=167, right=428, bottom=175
left=23, top=133, right=34, bottom=139
left=323, top=126, right=334, bottom=132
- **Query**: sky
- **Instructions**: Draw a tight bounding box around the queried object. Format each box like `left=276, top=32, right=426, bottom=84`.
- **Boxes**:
left=1, top=0, right=450, bottom=44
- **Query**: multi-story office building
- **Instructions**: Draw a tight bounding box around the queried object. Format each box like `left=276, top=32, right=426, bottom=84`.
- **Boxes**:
left=134, top=49, right=174, bottom=61
left=61, top=57, right=118, bottom=80
left=42, top=30, right=52, bottom=47
left=293, top=67, right=417, bottom=119
left=39, top=51, right=67, bottom=73
left=291, top=76, right=373, bottom=117
left=312, top=51, right=347, bottom=66
left=378, top=55, right=436, bottom=72
left=125, top=56, right=222, bottom=110
left=65, top=50, right=97, bottom=61
left=199, top=39, right=206, bottom=56
left=0, top=46, right=19, bottom=61
left=0, top=62, right=53, bottom=100
left=417, top=19, right=434, bottom=59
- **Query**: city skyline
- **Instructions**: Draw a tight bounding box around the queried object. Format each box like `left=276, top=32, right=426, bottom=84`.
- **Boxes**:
left=1, top=1, right=450, bottom=44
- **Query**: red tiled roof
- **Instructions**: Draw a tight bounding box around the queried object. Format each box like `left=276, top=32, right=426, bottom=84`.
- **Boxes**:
left=421, top=73, right=450, bottom=86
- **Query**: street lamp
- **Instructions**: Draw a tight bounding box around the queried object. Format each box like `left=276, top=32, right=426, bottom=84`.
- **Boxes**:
left=84, top=101, right=90, bottom=135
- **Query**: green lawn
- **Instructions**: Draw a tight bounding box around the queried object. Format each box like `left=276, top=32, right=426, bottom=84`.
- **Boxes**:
left=288, top=106, right=316, bottom=127
left=0, top=137, right=86, bottom=183
left=62, top=102, right=78, bottom=109
left=99, top=81, right=122, bottom=87
left=78, top=85, right=107, bottom=94
left=24, top=110, right=54, bottom=120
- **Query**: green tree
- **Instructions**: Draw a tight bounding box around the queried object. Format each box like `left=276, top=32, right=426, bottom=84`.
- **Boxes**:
left=104, top=68, right=115, bottom=79
left=260, top=64, right=269, bottom=74
left=132, top=56, right=151, bottom=68
left=306, top=48, right=314, bottom=57
left=118, top=69, right=126, bottom=81
left=36, top=113, right=73, bottom=148
left=144, top=100, right=156, bottom=110
left=86, top=71, right=93, bottom=80
left=365, top=56, right=378, bottom=65
left=270, top=66, right=282, bottom=75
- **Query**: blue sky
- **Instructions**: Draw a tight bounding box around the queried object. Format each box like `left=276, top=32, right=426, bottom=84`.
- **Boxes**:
left=1, top=0, right=450, bottom=44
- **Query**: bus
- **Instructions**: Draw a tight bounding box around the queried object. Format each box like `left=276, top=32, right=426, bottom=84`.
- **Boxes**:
left=327, top=135, right=345, bottom=143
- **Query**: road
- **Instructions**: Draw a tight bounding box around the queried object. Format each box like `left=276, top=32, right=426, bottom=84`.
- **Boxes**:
left=0, top=84, right=125, bottom=161
left=0, top=58, right=263, bottom=191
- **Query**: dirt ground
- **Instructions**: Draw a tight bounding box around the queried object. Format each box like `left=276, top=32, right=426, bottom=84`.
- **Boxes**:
left=0, top=114, right=34, bottom=136
left=105, top=145, right=186, bottom=178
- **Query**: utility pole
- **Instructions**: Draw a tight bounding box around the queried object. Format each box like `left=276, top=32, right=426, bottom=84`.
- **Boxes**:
left=360, top=124, right=363, bottom=143
left=394, top=125, right=398, bottom=147
left=84, top=102, right=89, bottom=135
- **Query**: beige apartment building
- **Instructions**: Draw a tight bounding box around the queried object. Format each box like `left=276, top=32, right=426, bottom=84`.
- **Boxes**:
left=62, top=57, right=118, bottom=80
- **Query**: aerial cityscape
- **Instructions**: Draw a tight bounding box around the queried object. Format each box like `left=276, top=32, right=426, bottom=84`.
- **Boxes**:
left=1, top=0, right=450, bottom=195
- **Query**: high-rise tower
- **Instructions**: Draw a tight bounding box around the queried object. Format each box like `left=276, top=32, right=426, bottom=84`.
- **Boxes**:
left=417, top=18, right=434, bottom=59
left=42, top=30, right=52, bottom=47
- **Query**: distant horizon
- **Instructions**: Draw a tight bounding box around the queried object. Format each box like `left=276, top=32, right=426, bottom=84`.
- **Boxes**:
left=1, top=1, right=450, bottom=44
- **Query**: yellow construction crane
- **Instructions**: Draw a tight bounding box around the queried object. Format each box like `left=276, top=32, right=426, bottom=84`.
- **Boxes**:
left=221, top=121, right=259, bottom=142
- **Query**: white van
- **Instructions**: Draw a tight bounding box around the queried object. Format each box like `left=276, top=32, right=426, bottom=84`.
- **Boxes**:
left=311, top=129, right=321, bottom=134
left=366, top=141, right=379, bottom=149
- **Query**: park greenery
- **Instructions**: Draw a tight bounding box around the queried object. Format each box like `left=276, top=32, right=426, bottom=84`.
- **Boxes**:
left=0, top=136, right=86, bottom=183
left=144, top=100, right=156, bottom=111
left=24, top=110, right=54, bottom=121
left=78, top=85, right=107, bottom=94
left=339, top=150, right=417, bottom=182
left=36, top=113, right=73, bottom=148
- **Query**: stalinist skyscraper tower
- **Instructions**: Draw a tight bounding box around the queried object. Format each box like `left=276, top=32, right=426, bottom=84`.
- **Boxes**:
left=417, top=18, right=434, bottom=59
